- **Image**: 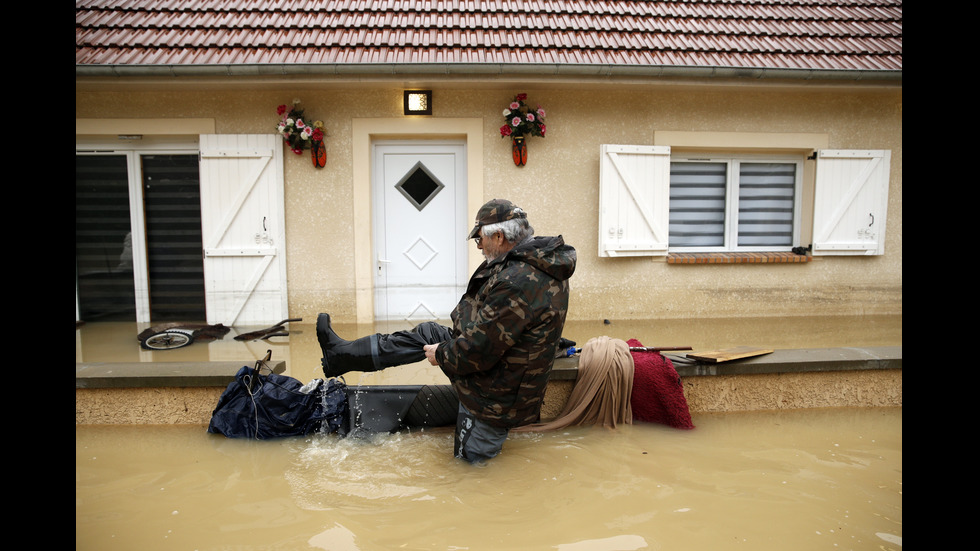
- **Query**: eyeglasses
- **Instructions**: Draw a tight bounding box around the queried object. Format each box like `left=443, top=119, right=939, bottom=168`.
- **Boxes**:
left=473, top=230, right=499, bottom=246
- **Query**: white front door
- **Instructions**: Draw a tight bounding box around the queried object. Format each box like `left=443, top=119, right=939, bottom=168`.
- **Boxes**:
left=372, top=141, right=467, bottom=321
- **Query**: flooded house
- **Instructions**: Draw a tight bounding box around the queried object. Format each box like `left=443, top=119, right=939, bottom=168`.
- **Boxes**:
left=76, top=1, right=902, bottom=329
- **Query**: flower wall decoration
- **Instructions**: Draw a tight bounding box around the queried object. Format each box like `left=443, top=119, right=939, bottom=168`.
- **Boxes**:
left=276, top=100, right=326, bottom=168
left=499, top=93, right=546, bottom=166
left=499, top=93, right=546, bottom=139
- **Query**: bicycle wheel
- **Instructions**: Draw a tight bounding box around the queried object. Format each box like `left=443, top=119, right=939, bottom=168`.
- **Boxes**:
left=141, top=329, right=195, bottom=350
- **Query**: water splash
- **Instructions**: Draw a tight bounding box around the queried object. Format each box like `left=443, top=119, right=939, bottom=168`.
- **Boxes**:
left=285, top=430, right=454, bottom=510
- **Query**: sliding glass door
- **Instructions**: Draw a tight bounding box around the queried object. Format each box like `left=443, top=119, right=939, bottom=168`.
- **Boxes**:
left=76, top=146, right=205, bottom=322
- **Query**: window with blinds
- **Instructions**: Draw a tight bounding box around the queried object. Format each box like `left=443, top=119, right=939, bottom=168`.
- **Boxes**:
left=75, top=155, right=137, bottom=321
left=669, top=157, right=800, bottom=251
left=668, top=161, right=727, bottom=247
left=142, top=155, right=206, bottom=321
left=737, top=162, right=797, bottom=247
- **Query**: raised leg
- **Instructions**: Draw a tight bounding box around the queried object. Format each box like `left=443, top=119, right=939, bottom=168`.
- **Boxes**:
left=317, top=314, right=453, bottom=379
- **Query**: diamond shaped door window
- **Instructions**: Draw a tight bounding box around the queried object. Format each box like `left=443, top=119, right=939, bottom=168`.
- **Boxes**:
left=395, top=161, right=445, bottom=211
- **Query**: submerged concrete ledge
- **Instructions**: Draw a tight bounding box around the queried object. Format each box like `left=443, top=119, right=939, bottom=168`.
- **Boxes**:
left=75, top=347, right=901, bottom=425
left=75, top=361, right=286, bottom=389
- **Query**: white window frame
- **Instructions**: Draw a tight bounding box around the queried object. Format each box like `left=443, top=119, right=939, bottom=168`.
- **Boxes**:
left=598, top=143, right=891, bottom=258
left=668, top=153, right=804, bottom=253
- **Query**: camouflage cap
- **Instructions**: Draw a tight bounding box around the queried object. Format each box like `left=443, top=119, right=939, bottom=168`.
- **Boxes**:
left=467, top=199, right=527, bottom=239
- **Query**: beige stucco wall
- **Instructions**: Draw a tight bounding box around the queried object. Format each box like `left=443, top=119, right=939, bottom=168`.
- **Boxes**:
left=76, top=79, right=902, bottom=323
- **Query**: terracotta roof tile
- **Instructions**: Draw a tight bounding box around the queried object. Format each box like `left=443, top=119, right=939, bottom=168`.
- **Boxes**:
left=76, top=0, right=902, bottom=75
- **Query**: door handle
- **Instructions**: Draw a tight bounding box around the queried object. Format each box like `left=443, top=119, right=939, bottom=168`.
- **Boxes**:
left=378, top=256, right=391, bottom=274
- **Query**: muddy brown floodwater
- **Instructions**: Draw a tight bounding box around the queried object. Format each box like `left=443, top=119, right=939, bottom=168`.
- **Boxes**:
left=76, top=407, right=902, bottom=550
left=76, top=315, right=901, bottom=550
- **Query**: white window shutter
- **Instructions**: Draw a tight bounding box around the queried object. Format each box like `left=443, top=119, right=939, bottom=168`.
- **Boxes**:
left=812, top=150, right=890, bottom=256
left=598, top=144, right=671, bottom=257
left=199, top=134, right=289, bottom=325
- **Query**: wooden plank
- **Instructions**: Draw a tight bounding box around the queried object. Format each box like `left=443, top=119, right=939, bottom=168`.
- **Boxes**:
left=687, top=346, right=774, bottom=363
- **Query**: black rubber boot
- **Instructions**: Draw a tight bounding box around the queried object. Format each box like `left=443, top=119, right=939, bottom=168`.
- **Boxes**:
left=322, top=336, right=379, bottom=378
left=316, top=313, right=346, bottom=356
left=317, top=313, right=379, bottom=378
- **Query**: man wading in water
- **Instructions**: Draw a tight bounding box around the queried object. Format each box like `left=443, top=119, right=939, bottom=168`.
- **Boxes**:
left=317, top=199, right=576, bottom=463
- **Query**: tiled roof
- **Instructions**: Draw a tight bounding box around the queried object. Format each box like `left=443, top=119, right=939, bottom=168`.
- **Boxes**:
left=76, top=0, right=902, bottom=78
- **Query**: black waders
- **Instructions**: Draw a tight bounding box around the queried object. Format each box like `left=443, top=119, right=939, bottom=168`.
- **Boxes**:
left=317, top=313, right=453, bottom=379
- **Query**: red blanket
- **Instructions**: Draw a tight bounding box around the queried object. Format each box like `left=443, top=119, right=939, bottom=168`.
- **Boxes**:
left=628, top=338, right=694, bottom=429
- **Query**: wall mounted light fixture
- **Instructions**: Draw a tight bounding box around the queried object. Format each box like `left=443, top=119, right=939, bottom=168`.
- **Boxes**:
left=403, top=90, right=433, bottom=116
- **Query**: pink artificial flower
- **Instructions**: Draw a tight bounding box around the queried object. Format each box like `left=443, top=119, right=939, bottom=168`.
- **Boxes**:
left=511, top=116, right=522, bottom=127
left=510, top=102, right=520, bottom=110
left=500, top=125, right=512, bottom=137
left=296, top=119, right=306, bottom=129
left=537, top=107, right=546, bottom=118
left=526, top=113, right=535, bottom=122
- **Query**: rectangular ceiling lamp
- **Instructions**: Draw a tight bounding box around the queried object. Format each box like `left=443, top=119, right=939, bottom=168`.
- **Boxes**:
left=404, top=90, right=433, bottom=116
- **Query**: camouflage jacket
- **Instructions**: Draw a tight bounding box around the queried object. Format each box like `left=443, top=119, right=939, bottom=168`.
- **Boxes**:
left=435, top=235, right=576, bottom=428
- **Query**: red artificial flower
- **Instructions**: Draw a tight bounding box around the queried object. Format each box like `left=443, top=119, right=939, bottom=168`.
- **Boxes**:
left=500, top=125, right=513, bottom=137
left=277, top=104, right=288, bottom=116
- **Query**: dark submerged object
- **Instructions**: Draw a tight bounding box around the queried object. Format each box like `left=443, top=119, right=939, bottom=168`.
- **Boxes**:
left=207, top=361, right=349, bottom=439
left=234, top=318, right=303, bottom=341
left=347, top=384, right=458, bottom=435
left=207, top=349, right=459, bottom=439
left=137, top=322, right=230, bottom=350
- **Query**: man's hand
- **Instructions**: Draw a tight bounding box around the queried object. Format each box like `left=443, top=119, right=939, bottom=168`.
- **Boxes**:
left=423, top=343, right=440, bottom=366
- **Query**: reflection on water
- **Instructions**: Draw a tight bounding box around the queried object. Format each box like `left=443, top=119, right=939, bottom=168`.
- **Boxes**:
left=76, top=407, right=902, bottom=551
left=76, top=315, right=902, bottom=386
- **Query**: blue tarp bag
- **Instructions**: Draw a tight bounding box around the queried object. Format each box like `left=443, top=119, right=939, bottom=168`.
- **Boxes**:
left=207, top=355, right=349, bottom=439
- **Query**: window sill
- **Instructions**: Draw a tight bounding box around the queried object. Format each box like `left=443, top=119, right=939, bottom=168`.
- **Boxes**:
left=666, top=252, right=812, bottom=264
